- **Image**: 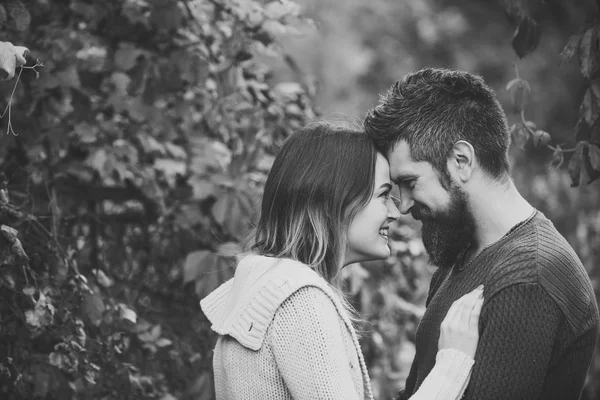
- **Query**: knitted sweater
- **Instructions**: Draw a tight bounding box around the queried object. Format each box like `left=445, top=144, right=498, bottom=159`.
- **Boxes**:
left=201, top=254, right=475, bottom=400
left=397, top=211, right=600, bottom=400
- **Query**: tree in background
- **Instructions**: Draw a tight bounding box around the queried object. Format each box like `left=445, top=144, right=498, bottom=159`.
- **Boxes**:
left=0, top=0, right=316, bottom=398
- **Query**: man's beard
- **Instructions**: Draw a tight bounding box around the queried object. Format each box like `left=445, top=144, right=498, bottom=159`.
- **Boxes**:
left=413, top=183, right=475, bottom=269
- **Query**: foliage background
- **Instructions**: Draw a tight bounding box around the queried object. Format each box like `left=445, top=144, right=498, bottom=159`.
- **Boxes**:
left=0, top=0, right=598, bottom=399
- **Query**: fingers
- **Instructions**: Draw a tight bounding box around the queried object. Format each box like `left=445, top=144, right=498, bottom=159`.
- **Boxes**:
left=441, top=285, right=485, bottom=330
left=461, top=286, right=482, bottom=327
left=451, top=285, right=484, bottom=330
left=469, top=288, right=484, bottom=331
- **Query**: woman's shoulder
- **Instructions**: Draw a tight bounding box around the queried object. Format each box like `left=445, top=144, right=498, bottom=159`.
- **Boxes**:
left=201, top=254, right=338, bottom=351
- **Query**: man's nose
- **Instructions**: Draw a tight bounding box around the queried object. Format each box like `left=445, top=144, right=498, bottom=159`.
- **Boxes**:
left=398, top=190, right=414, bottom=215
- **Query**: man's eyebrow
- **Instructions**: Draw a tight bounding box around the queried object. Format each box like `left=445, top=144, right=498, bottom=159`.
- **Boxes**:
left=392, top=174, right=417, bottom=184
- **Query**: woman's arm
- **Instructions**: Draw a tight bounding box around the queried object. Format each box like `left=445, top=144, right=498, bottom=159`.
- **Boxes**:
left=269, top=286, right=362, bottom=400
left=409, top=286, right=483, bottom=400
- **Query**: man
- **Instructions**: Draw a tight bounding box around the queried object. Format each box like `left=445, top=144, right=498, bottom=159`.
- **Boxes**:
left=364, top=68, right=599, bottom=400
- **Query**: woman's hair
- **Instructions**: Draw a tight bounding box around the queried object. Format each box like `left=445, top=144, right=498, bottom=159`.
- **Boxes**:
left=251, top=121, right=378, bottom=287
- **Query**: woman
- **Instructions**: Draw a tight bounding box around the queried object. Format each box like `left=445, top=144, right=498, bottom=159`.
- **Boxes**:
left=201, top=122, right=483, bottom=400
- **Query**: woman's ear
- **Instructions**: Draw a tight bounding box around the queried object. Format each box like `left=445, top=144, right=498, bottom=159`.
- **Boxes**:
left=446, top=140, right=475, bottom=182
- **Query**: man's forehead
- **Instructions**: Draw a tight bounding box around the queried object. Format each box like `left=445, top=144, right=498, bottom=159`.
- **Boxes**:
left=388, top=140, right=412, bottom=159
left=388, top=141, right=418, bottom=176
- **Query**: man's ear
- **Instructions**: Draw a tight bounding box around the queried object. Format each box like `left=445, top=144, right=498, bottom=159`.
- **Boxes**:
left=447, top=140, right=475, bottom=182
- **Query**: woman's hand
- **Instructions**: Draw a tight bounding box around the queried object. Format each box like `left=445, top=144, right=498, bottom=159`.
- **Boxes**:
left=438, top=285, right=484, bottom=358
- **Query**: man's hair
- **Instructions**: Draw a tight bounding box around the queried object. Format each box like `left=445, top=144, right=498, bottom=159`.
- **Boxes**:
left=364, top=68, right=511, bottom=179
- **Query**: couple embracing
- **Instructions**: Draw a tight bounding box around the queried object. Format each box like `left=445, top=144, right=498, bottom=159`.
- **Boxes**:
left=201, top=68, right=599, bottom=400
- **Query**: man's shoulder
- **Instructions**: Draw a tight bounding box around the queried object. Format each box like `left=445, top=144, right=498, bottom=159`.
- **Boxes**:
left=487, top=213, right=583, bottom=278
left=486, top=214, right=598, bottom=333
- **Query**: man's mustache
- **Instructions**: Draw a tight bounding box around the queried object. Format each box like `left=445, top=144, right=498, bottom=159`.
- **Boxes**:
left=411, top=205, right=432, bottom=221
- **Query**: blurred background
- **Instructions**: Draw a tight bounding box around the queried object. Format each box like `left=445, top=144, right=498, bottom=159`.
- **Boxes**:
left=0, top=0, right=598, bottom=399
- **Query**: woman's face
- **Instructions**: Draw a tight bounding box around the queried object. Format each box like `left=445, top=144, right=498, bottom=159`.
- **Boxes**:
left=345, top=153, right=401, bottom=266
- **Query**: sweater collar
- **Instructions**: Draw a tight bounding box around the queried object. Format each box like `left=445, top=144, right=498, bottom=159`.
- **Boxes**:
left=200, top=254, right=339, bottom=351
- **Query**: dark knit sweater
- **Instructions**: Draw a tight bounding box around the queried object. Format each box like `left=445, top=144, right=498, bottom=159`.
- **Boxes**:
left=397, top=211, right=599, bottom=400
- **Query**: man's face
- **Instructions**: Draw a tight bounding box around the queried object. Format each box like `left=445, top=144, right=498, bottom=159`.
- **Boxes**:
left=388, top=141, right=475, bottom=269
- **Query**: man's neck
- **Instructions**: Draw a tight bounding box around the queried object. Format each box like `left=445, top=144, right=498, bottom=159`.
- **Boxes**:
left=468, top=180, right=535, bottom=253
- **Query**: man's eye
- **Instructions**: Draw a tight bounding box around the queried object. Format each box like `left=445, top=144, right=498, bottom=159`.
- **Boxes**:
left=403, top=179, right=416, bottom=188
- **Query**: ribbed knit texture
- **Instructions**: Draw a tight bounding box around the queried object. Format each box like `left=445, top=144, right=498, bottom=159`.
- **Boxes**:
left=202, top=254, right=476, bottom=400
left=397, top=211, right=600, bottom=400
left=409, top=349, right=474, bottom=400
left=201, top=255, right=374, bottom=400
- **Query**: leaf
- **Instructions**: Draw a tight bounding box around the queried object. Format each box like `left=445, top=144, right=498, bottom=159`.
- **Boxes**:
left=155, top=338, right=172, bottom=348
left=85, top=148, right=108, bottom=174
left=589, top=144, right=600, bottom=171
left=264, top=1, right=301, bottom=20
left=580, top=85, right=600, bottom=127
left=511, top=16, right=541, bottom=58
left=82, top=290, right=104, bottom=327
left=273, top=82, right=304, bottom=102
left=94, top=269, right=114, bottom=288
left=175, top=204, right=205, bottom=229
left=164, top=142, right=187, bottom=159
left=25, top=292, right=55, bottom=329
left=532, top=129, right=551, bottom=148
left=189, top=252, right=235, bottom=298
left=111, top=72, right=131, bottom=96
left=149, top=1, right=183, bottom=31
left=560, top=35, right=581, bottom=64
left=176, top=51, right=209, bottom=84
left=0, top=6, right=6, bottom=28
left=507, top=78, right=531, bottom=112
left=119, top=305, right=137, bottom=324
left=55, top=65, right=82, bottom=89
left=183, top=250, right=216, bottom=284
left=6, top=0, right=30, bottom=31
left=70, top=1, right=96, bottom=19
left=189, top=177, right=217, bottom=200
left=187, top=371, right=215, bottom=400
left=137, top=133, right=166, bottom=155
left=0, top=225, right=29, bottom=266
left=126, top=97, right=153, bottom=122
left=154, top=158, right=186, bottom=187
left=211, top=189, right=255, bottom=238
left=262, top=20, right=288, bottom=37
left=568, top=142, right=587, bottom=187
left=73, top=122, right=100, bottom=144
left=115, top=43, right=144, bottom=71
left=511, top=124, right=529, bottom=150
left=138, top=324, right=162, bottom=343
left=0, top=41, right=29, bottom=80
left=189, top=137, right=232, bottom=175
left=579, top=27, right=600, bottom=78
left=49, top=352, right=64, bottom=369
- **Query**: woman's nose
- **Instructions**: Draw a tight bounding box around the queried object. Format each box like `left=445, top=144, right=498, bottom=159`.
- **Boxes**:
left=387, top=198, right=402, bottom=220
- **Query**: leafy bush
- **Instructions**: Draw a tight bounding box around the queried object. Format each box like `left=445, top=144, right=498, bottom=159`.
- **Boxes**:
left=0, top=0, right=316, bottom=398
